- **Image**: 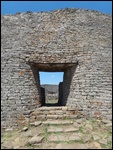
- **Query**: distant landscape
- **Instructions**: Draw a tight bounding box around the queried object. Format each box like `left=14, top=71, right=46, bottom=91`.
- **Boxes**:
left=41, top=84, right=59, bottom=103
left=41, top=84, right=58, bottom=94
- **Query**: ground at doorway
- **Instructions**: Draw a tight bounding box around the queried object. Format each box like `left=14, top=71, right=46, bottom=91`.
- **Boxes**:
left=1, top=118, right=112, bottom=149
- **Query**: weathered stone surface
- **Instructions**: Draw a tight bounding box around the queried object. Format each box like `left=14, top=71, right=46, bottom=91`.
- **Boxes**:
left=67, top=107, right=77, bottom=111
left=73, top=122, right=83, bottom=127
left=5, top=128, right=13, bottom=132
left=48, top=134, right=68, bottom=142
left=77, top=133, right=84, bottom=138
left=28, top=136, right=44, bottom=144
left=38, top=107, right=62, bottom=111
left=42, top=120, right=60, bottom=125
left=55, top=143, right=88, bottom=149
left=47, top=126, right=63, bottom=133
left=1, top=8, right=112, bottom=128
left=105, top=123, right=112, bottom=127
left=61, top=120, right=73, bottom=125
left=68, top=133, right=81, bottom=141
left=22, top=127, right=28, bottom=132
left=55, top=143, right=62, bottom=149
left=30, top=121, right=42, bottom=127
left=93, top=135, right=100, bottom=141
left=90, top=142, right=102, bottom=149
left=108, top=136, right=112, bottom=142
left=63, top=114, right=78, bottom=119
left=23, top=110, right=33, bottom=115
left=55, top=110, right=63, bottom=115
left=82, top=135, right=92, bottom=142
left=37, top=115, right=46, bottom=120
left=64, top=127, right=79, bottom=132
left=76, top=118, right=85, bottom=124
left=99, top=139, right=107, bottom=145
left=22, top=130, right=33, bottom=137
left=85, top=124, right=93, bottom=131
left=62, top=143, right=88, bottom=149
left=46, top=115, right=58, bottom=119
left=62, top=106, right=68, bottom=111
left=102, top=119, right=112, bottom=124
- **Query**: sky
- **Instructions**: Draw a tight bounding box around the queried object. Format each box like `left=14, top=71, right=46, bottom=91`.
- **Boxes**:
left=1, top=1, right=112, bottom=85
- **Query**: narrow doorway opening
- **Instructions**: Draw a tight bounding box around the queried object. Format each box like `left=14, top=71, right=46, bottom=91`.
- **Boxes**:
left=30, top=63, right=77, bottom=107
left=39, top=72, right=64, bottom=106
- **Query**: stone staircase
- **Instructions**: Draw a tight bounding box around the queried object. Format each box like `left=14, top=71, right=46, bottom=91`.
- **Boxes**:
left=25, top=117, right=112, bottom=149
left=26, top=106, right=88, bottom=149
left=22, top=106, right=95, bottom=148
left=2, top=107, right=112, bottom=149
left=27, top=118, right=89, bottom=149
left=29, top=106, right=83, bottom=122
left=42, top=119, right=84, bottom=143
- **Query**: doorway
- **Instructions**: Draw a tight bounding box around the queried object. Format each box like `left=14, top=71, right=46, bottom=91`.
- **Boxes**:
left=30, top=63, right=77, bottom=107
left=39, top=72, right=64, bottom=106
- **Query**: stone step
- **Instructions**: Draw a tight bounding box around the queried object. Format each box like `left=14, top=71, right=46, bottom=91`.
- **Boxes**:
left=47, top=127, right=63, bottom=133
left=28, top=135, right=44, bottom=145
left=29, top=106, right=83, bottom=122
left=31, top=110, right=77, bottom=116
left=60, top=120, right=74, bottom=125
left=37, top=106, right=64, bottom=111
left=63, top=126, right=79, bottom=132
left=34, top=106, right=81, bottom=114
left=46, top=114, right=77, bottom=118
left=37, top=106, right=79, bottom=111
left=48, top=134, right=68, bottom=142
left=45, top=112, right=78, bottom=116
left=30, top=121, right=42, bottom=127
left=46, top=115, right=59, bottom=119
left=30, top=113, right=78, bottom=121
left=47, top=126, right=79, bottom=133
left=63, top=114, right=78, bottom=119
left=42, top=120, right=73, bottom=125
left=48, top=133, right=82, bottom=142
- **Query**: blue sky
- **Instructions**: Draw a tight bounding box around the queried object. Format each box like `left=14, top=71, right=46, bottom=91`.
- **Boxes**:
left=1, top=1, right=112, bottom=15
left=1, top=1, right=112, bottom=85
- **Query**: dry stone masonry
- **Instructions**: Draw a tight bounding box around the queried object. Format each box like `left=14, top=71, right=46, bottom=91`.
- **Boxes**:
left=1, top=8, right=112, bottom=128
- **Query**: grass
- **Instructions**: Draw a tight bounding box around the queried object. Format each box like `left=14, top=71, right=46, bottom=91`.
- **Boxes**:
left=78, top=126, right=84, bottom=133
left=46, top=99, right=58, bottom=104
left=24, top=142, right=34, bottom=149
left=2, top=129, right=20, bottom=139
left=39, top=126, right=51, bottom=141
left=99, top=140, right=112, bottom=149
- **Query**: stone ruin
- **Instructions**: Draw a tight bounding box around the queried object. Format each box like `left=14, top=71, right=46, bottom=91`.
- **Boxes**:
left=41, top=84, right=59, bottom=105
left=1, top=8, right=112, bottom=128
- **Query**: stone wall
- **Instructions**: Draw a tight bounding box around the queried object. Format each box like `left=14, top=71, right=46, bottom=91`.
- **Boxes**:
left=1, top=8, right=112, bottom=128
left=41, top=87, right=45, bottom=106
left=58, top=82, right=63, bottom=105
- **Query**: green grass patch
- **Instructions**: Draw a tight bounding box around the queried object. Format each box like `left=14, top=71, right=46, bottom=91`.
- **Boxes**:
left=2, top=130, right=20, bottom=139
left=24, top=142, right=35, bottom=149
